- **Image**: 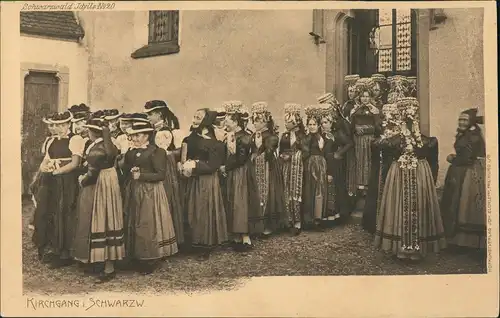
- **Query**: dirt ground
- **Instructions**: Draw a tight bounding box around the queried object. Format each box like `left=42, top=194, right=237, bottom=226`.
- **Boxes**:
left=22, top=201, right=486, bottom=296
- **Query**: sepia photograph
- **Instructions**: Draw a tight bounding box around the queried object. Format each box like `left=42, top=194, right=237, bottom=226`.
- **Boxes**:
left=1, top=1, right=499, bottom=317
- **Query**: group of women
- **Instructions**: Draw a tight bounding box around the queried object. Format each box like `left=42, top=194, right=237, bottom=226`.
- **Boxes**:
left=29, top=73, right=487, bottom=283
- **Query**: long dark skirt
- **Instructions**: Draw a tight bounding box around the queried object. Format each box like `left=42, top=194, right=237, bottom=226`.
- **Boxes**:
left=250, top=153, right=286, bottom=233
left=71, top=168, right=125, bottom=263
left=441, top=158, right=486, bottom=249
left=354, top=134, right=374, bottom=189
left=163, top=153, right=184, bottom=245
left=123, top=180, right=178, bottom=260
left=185, top=172, right=228, bottom=247
left=302, top=155, right=328, bottom=225
left=32, top=171, right=79, bottom=257
left=280, top=151, right=303, bottom=225
left=226, top=161, right=260, bottom=234
left=325, top=157, right=351, bottom=221
left=374, top=160, right=447, bottom=260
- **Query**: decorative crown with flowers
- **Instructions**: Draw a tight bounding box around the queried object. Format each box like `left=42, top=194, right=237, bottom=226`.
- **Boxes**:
left=251, top=101, right=268, bottom=114
left=304, top=104, right=323, bottom=119
left=355, top=77, right=375, bottom=94
left=371, top=73, right=387, bottom=84
left=344, top=74, right=360, bottom=86
left=394, top=97, right=424, bottom=170
left=284, top=103, right=302, bottom=116
left=317, top=93, right=340, bottom=107
left=318, top=103, right=335, bottom=120
left=223, top=100, right=243, bottom=114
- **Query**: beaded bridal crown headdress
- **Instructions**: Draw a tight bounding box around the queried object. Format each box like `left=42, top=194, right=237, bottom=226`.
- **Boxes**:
left=344, top=74, right=360, bottom=87
left=355, top=77, right=375, bottom=94
left=251, top=101, right=270, bottom=121
left=304, top=104, right=323, bottom=120
left=284, top=103, right=302, bottom=116
left=223, top=100, right=244, bottom=114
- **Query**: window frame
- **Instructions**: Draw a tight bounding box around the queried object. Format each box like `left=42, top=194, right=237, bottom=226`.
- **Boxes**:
left=131, top=10, right=180, bottom=59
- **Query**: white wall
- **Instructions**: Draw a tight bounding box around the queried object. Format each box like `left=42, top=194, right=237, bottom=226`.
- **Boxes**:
left=78, top=10, right=326, bottom=132
left=428, top=8, right=484, bottom=186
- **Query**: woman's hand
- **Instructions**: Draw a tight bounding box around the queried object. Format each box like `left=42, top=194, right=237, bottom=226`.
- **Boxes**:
left=446, top=154, right=456, bottom=163
left=220, top=165, right=226, bottom=174
left=177, top=162, right=184, bottom=173
left=333, top=152, right=342, bottom=160
left=327, top=175, right=333, bottom=183
left=131, top=167, right=140, bottom=180
left=78, top=174, right=86, bottom=186
left=52, top=169, right=62, bottom=176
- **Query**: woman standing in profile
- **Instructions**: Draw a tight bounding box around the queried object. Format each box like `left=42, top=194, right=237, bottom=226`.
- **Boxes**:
left=279, top=103, right=308, bottom=235
left=374, top=97, right=445, bottom=261
left=441, top=108, right=486, bottom=251
left=302, top=105, right=334, bottom=230
left=181, top=108, right=228, bottom=260
left=144, top=100, right=185, bottom=249
left=220, top=101, right=260, bottom=250
left=32, top=111, right=84, bottom=268
left=120, top=121, right=178, bottom=274
left=249, top=102, right=285, bottom=237
left=71, top=117, right=125, bottom=283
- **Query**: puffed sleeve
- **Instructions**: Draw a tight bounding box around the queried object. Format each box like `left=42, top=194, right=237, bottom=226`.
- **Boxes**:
left=155, top=130, right=174, bottom=151
left=226, top=135, right=251, bottom=171
left=194, top=140, right=225, bottom=175
left=69, top=135, right=86, bottom=157
left=138, top=148, right=167, bottom=182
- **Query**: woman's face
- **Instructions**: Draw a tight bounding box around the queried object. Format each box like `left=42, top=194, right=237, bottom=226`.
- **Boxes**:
left=321, top=117, right=332, bottom=132
left=88, top=129, right=100, bottom=141
left=372, top=83, right=382, bottom=98
left=55, top=122, right=70, bottom=136
left=73, top=120, right=86, bottom=135
left=284, top=119, right=296, bottom=131
left=253, top=117, right=266, bottom=131
left=147, top=111, right=162, bottom=125
left=307, top=118, right=319, bottom=134
left=47, top=123, right=57, bottom=135
left=225, top=116, right=238, bottom=132
left=130, top=133, right=149, bottom=147
left=347, top=86, right=356, bottom=100
left=458, top=116, right=470, bottom=131
left=192, top=110, right=206, bottom=128
left=108, top=118, right=119, bottom=132
left=120, top=121, right=132, bottom=133
left=360, top=91, right=371, bottom=105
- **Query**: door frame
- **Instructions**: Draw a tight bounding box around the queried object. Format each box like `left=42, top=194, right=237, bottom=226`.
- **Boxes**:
left=20, top=62, right=70, bottom=114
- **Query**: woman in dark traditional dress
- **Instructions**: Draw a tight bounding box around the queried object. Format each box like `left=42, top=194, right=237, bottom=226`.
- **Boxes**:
left=302, top=105, right=335, bottom=229
left=350, top=78, right=383, bottom=195
left=120, top=121, right=178, bottom=274
left=279, top=103, right=308, bottom=235
left=374, top=97, right=446, bottom=260
left=362, top=103, right=401, bottom=234
left=249, top=102, right=286, bottom=236
left=370, top=74, right=387, bottom=110
left=341, top=75, right=360, bottom=200
left=32, top=111, right=84, bottom=267
left=144, top=100, right=185, bottom=248
left=441, top=108, right=486, bottom=250
left=317, top=103, right=354, bottom=223
left=181, top=109, right=228, bottom=260
left=71, top=117, right=125, bottom=282
left=220, top=101, right=260, bottom=249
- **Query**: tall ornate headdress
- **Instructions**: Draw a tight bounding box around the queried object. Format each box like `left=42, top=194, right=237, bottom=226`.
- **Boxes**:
left=318, top=103, right=336, bottom=122
left=344, top=74, right=360, bottom=87
left=305, top=104, right=323, bottom=121
left=381, top=103, right=401, bottom=138
left=283, top=103, right=302, bottom=124
left=387, top=75, right=410, bottom=103
left=395, top=97, right=423, bottom=170
left=371, top=74, right=388, bottom=93
left=355, top=77, right=375, bottom=95
left=251, top=101, right=270, bottom=122
left=223, top=100, right=243, bottom=115
left=317, top=92, right=340, bottom=107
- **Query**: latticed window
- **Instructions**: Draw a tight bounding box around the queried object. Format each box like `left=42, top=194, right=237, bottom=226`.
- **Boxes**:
left=348, top=9, right=417, bottom=77
left=149, top=11, right=179, bottom=45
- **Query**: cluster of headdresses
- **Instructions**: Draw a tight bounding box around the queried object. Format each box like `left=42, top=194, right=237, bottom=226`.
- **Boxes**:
left=29, top=76, right=486, bottom=282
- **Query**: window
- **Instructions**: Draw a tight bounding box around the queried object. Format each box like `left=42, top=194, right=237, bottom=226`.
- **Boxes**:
left=131, top=10, right=180, bottom=59
left=349, top=9, right=417, bottom=77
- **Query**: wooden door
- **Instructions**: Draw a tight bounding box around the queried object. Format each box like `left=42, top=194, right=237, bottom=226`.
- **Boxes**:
left=22, top=72, right=59, bottom=195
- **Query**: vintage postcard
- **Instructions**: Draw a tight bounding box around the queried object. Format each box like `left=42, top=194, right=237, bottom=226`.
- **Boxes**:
left=1, top=1, right=498, bottom=317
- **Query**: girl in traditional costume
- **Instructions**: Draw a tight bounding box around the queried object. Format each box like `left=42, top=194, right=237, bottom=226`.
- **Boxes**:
left=182, top=109, right=228, bottom=260
left=370, top=74, right=387, bottom=110
left=374, top=97, right=445, bottom=260
left=350, top=78, right=383, bottom=194
left=121, top=121, right=178, bottom=274
left=249, top=102, right=285, bottom=236
left=342, top=74, right=360, bottom=121
left=363, top=103, right=401, bottom=234
left=441, top=108, right=486, bottom=250
left=32, top=111, right=84, bottom=267
left=317, top=103, right=354, bottom=223
left=71, top=117, right=125, bottom=282
left=279, top=103, right=308, bottom=235
left=302, top=105, right=335, bottom=229
left=220, top=101, right=260, bottom=249
left=144, top=100, right=185, bottom=248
